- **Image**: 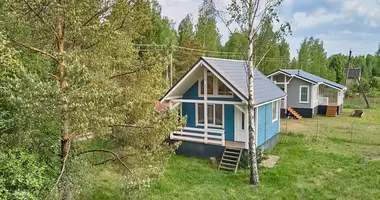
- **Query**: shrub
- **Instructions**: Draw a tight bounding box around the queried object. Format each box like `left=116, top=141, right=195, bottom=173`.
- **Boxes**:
left=0, top=149, right=48, bottom=200
left=239, top=148, right=266, bottom=168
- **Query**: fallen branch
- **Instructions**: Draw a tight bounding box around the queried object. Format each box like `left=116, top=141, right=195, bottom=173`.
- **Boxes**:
left=78, top=149, right=132, bottom=173
left=93, top=154, right=127, bottom=166
left=44, top=139, right=71, bottom=200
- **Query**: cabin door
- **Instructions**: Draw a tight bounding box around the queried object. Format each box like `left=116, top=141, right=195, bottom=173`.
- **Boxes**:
left=234, top=107, right=246, bottom=142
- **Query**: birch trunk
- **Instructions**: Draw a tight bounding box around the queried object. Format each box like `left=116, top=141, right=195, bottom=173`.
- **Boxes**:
left=248, top=0, right=259, bottom=185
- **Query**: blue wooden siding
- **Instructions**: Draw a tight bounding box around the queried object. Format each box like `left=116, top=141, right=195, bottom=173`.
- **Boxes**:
left=257, top=101, right=280, bottom=146
left=181, top=81, right=238, bottom=141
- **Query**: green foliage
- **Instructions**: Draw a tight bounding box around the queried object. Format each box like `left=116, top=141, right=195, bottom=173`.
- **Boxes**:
left=297, top=37, right=334, bottom=81
left=328, top=54, right=346, bottom=84
left=0, top=149, right=48, bottom=200
left=223, top=32, right=247, bottom=56
left=195, top=0, right=222, bottom=51
left=371, top=77, right=380, bottom=90
left=239, top=148, right=266, bottom=168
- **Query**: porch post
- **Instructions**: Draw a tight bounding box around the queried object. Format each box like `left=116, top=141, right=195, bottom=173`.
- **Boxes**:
left=204, top=68, right=208, bottom=144
left=284, top=75, right=287, bottom=111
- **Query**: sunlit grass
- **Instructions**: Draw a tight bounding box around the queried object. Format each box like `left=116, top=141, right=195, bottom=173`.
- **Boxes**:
left=135, top=135, right=380, bottom=200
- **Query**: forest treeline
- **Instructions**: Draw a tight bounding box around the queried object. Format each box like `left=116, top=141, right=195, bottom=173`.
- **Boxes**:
left=1, top=0, right=380, bottom=199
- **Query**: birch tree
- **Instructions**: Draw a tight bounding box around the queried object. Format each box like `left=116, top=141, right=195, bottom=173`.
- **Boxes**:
left=216, top=0, right=290, bottom=185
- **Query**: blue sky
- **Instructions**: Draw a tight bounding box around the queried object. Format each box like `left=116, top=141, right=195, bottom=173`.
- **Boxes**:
left=157, top=0, right=380, bottom=58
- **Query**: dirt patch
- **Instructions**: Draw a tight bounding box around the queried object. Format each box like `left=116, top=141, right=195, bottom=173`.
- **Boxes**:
left=365, top=154, right=380, bottom=161
left=260, top=155, right=280, bottom=168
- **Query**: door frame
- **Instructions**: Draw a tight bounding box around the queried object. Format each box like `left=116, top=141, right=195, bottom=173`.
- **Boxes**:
left=234, top=106, right=247, bottom=142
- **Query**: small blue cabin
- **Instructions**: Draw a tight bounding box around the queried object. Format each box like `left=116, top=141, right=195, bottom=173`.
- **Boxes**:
left=160, top=57, right=286, bottom=160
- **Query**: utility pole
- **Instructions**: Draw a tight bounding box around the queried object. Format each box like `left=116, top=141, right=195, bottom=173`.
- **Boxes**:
left=347, top=50, right=370, bottom=108
left=170, top=51, right=173, bottom=87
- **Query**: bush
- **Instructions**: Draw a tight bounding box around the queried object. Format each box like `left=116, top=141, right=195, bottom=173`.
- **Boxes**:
left=239, top=148, right=267, bottom=168
left=0, top=149, right=48, bottom=200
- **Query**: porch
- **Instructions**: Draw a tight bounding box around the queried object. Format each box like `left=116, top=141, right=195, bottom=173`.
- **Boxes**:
left=317, top=85, right=343, bottom=106
left=170, top=127, right=245, bottom=148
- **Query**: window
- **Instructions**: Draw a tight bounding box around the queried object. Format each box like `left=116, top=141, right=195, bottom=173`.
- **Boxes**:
left=199, top=74, right=232, bottom=97
left=272, top=101, right=278, bottom=122
left=197, top=103, right=223, bottom=127
left=241, top=112, right=245, bottom=130
left=299, top=85, right=309, bottom=103
left=218, top=80, right=233, bottom=95
left=200, top=75, right=213, bottom=95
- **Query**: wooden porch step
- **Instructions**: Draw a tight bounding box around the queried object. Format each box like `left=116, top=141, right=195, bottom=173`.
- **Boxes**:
left=223, top=155, right=239, bottom=159
left=287, top=107, right=302, bottom=119
left=326, top=106, right=338, bottom=117
left=225, top=150, right=240, bottom=155
left=218, top=147, right=243, bottom=173
left=222, top=158, right=239, bottom=163
left=219, top=166, right=236, bottom=171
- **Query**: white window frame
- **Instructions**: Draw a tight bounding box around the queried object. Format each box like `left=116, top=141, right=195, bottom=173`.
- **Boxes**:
left=272, top=101, right=278, bottom=122
left=195, top=103, right=224, bottom=128
left=299, top=85, right=309, bottom=104
left=198, top=73, right=234, bottom=98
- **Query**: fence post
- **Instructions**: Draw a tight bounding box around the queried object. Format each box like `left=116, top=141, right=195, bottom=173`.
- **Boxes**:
left=316, top=117, right=319, bottom=139
left=286, top=117, right=288, bottom=134
left=351, top=122, right=353, bottom=143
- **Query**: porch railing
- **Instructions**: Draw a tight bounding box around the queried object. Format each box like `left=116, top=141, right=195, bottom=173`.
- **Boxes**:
left=318, top=97, right=329, bottom=105
left=170, top=127, right=225, bottom=146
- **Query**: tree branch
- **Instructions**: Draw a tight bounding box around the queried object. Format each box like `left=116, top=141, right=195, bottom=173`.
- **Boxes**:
left=108, top=70, right=137, bottom=80
left=78, top=149, right=132, bottom=173
left=255, top=48, right=271, bottom=69
left=22, top=0, right=57, bottom=37
left=44, top=139, right=71, bottom=200
left=11, top=40, right=58, bottom=62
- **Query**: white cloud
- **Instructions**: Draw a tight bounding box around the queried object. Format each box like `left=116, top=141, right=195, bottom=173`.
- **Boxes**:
left=341, top=0, right=380, bottom=27
left=292, top=7, right=344, bottom=29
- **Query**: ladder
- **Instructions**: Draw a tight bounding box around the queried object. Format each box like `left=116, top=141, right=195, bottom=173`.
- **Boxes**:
left=218, top=147, right=243, bottom=173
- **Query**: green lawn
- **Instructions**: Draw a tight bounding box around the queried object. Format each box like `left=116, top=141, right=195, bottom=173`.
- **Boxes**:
left=135, top=134, right=380, bottom=200
left=281, top=108, right=380, bottom=145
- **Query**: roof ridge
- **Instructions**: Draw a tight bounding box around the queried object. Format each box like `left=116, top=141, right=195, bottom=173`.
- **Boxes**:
left=202, top=56, right=246, bottom=63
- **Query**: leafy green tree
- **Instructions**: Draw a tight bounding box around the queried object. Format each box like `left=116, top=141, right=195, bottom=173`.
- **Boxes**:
left=373, top=45, right=380, bottom=76
left=328, top=54, right=346, bottom=84
left=195, top=0, right=222, bottom=51
left=174, top=14, right=200, bottom=80
left=178, top=14, right=195, bottom=47
left=365, top=54, right=375, bottom=78
left=278, top=39, right=290, bottom=69
left=289, top=58, right=298, bottom=69
left=297, top=37, right=333, bottom=80
left=1, top=1, right=181, bottom=198
left=222, top=32, right=247, bottom=59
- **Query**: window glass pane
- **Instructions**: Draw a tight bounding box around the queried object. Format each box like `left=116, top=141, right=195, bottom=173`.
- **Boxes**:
left=301, top=87, right=308, bottom=102
left=198, top=104, right=204, bottom=124
left=200, top=76, right=213, bottom=95
left=207, top=76, right=213, bottom=94
left=218, top=80, right=232, bottom=95
left=272, top=102, right=277, bottom=121
left=215, top=104, right=223, bottom=126
left=207, top=104, right=214, bottom=124
left=241, top=112, right=245, bottom=130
